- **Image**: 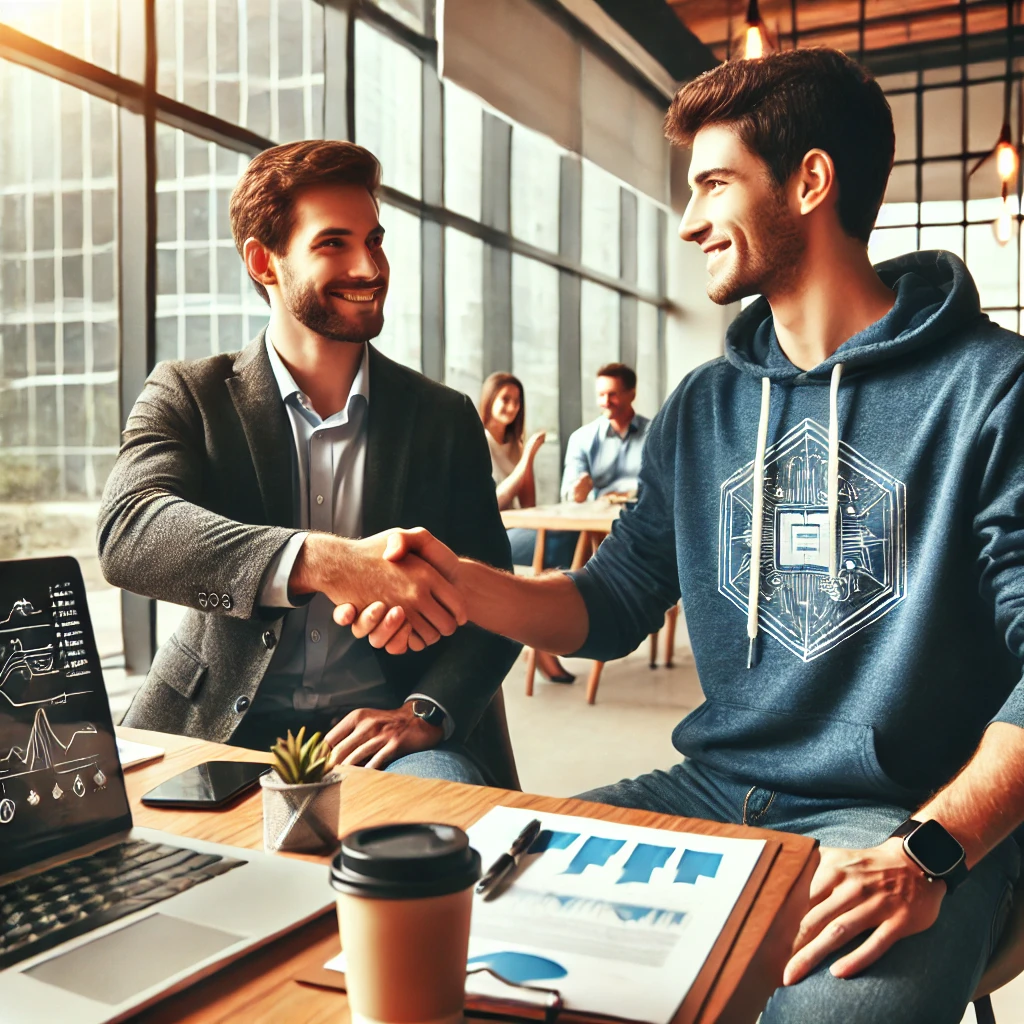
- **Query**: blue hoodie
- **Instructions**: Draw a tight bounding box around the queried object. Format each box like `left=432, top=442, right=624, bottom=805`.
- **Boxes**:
left=571, top=251, right=1024, bottom=808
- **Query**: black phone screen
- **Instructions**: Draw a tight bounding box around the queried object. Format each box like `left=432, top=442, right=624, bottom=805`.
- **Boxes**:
left=140, top=761, right=269, bottom=808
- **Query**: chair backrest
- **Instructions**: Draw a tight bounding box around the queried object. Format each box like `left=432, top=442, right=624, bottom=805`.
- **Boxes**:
left=974, top=876, right=1024, bottom=1000
left=463, top=688, right=521, bottom=792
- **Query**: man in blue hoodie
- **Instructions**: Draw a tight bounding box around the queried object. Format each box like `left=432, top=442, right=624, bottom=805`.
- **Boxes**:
left=338, top=49, right=1024, bottom=1022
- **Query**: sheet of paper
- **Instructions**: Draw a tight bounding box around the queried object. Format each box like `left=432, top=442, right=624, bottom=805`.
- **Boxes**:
left=115, top=737, right=165, bottom=770
left=464, top=806, right=765, bottom=1024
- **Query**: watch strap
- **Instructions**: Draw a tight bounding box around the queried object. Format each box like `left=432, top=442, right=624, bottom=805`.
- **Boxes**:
left=888, top=818, right=921, bottom=840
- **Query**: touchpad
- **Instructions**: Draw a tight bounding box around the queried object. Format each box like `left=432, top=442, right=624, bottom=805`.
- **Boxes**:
left=24, top=914, right=243, bottom=1005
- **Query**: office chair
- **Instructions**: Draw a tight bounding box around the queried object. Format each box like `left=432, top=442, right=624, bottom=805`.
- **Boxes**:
left=972, top=873, right=1024, bottom=1024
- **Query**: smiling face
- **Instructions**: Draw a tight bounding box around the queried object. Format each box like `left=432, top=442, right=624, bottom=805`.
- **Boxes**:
left=679, top=124, right=805, bottom=305
left=489, top=383, right=522, bottom=429
left=273, top=183, right=389, bottom=343
left=597, top=376, right=634, bottom=421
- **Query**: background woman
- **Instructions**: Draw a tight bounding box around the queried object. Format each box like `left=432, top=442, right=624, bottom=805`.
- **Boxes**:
left=479, top=372, right=576, bottom=683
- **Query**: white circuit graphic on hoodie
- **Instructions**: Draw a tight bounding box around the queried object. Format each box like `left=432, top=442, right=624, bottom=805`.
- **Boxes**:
left=719, top=418, right=907, bottom=661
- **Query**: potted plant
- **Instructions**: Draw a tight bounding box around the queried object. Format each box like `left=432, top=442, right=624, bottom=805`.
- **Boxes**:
left=260, top=727, right=342, bottom=854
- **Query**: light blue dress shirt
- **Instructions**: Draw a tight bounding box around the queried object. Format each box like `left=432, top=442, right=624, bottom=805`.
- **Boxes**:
left=560, top=413, right=651, bottom=501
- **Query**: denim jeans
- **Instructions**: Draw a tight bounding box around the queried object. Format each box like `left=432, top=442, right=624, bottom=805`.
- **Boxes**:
left=385, top=743, right=486, bottom=785
left=507, top=527, right=579, bottom=569
left=578, top=758, right=1020, bottom=1024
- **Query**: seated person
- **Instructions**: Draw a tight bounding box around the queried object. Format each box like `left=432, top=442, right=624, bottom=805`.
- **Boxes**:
left=561, top=363, right=650, bottom=503
left=97, top=140, right=520, bottom=788
left=341, top=49, right=1024, bottom=1024
left=480, top=371, right=575, bottom=684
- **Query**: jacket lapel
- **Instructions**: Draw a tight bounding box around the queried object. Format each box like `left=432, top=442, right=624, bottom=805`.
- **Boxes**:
left=225, top=332, right=295, bottom=529
left=363, top=346, right=418, bottom=535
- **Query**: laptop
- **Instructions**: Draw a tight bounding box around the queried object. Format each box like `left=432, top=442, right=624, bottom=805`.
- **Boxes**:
left=0, top=556, right=334, bottom=1023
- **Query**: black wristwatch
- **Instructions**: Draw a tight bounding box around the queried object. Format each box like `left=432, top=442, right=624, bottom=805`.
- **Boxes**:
left=408, top=698, right=447, bottom=730
left=888, top=818, right=968, bottom=893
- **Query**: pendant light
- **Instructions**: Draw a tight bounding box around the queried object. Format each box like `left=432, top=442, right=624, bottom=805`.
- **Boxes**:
left=743, top=0, right=770, bottom=59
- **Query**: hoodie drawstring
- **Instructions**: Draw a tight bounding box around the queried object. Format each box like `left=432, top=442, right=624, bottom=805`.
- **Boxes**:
left=746, top=376, right=771, bottom=669
left=747, top=363, right=844, bottom=668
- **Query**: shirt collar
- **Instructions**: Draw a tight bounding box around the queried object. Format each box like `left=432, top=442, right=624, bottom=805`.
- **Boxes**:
left=264, top=333, right=370, bottom=422
left=603, top=414, right=638, bottom=439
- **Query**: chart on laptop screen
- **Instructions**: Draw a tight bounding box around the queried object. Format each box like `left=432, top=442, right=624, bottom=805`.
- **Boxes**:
left=0, top=559, right=129, bottom=868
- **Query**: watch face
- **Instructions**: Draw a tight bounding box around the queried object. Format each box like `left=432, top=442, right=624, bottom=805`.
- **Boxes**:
left=905, top=820, right=964, bottom=877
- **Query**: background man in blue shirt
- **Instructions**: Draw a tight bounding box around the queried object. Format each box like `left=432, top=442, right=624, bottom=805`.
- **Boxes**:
left=561, top=363, right=650, bottom=503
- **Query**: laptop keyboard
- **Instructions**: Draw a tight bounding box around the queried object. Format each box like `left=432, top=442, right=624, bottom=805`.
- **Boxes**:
left=0, top=838, right=245, bottom=970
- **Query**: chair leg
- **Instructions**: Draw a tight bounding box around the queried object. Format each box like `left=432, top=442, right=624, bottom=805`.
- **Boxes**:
left=974, top=995, right=996, bottom=1024
left=586, top=661, right=604, bottom=704
left=524, top=648, right=537, bottom=697
left=664, top=605, right=680, bottom=668
left=648, top=632, right=658, bottom=668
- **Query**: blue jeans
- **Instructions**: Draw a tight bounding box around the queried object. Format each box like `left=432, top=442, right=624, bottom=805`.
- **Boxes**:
left=579, top=759, right=1020, bottom=1024
left=386, top=742, right=486, bottom=786
left=507, top=527, right=579, bottom=569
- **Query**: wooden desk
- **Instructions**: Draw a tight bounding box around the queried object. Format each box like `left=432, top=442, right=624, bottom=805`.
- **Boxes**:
left=501, top=501, right=621, bottom=703
left=118, top=726, right=817, bottom=1024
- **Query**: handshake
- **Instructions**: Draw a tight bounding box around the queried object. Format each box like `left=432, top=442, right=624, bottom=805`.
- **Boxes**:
left=291, top=527, right=469, bottom=655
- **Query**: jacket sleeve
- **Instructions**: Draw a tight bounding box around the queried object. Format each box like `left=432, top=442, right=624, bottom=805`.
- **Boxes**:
left=96, top=362, right=298, bottom=619
left=403, top=396, right=522, bottom=742
left=974, top=369, right=1024, bottom=733
left=566, top=402, right=681, bottom=662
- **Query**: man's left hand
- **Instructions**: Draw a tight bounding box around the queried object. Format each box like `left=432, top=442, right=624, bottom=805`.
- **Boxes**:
left=784, top=837, right=945, bottom=985
left=324, top=704, right=443, bottom=770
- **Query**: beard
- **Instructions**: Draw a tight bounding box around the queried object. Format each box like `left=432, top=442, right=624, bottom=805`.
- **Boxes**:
left=706, top=189, right=805, bottom=306
left=279, top=261, right=385, bottom=343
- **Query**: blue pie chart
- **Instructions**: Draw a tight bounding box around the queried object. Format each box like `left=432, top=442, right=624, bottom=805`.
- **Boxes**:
left=467, top=951, right=567, bottom=983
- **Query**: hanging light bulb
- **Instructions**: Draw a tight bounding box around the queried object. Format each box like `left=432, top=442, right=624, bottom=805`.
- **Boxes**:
left=993, top=185, right=1014, bottom=247
left=743, top=0, right=768, bottom=59
left=995, top=124, right=1019, bottom=185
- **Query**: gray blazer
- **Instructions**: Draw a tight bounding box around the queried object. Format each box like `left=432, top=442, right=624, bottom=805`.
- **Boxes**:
left=98, top=334, right=521, bottom=784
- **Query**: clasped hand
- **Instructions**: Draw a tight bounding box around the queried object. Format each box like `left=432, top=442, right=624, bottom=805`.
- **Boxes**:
left=784, top=837, right=945, bottom=985
left=332, top=528, right=460, bottom=654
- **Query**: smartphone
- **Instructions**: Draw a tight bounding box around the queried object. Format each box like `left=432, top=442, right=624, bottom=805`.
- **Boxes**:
left=141, top=760, right=269, bottom=809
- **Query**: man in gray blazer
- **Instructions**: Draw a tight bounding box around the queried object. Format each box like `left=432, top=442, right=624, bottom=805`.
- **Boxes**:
left=98, top=140, right=520, bottom=787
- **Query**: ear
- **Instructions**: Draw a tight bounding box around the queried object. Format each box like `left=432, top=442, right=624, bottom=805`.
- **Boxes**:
left=242, top=237, right=278, bottom=292
left=794, top=149, right=836, bottom=218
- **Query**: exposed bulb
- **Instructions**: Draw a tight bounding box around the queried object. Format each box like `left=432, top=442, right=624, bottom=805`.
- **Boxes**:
left=996, top=139, right=1019, bottom=185
left=993, top=195, right=1013, bottom=247
left=744, top=24, right=764, bottom=59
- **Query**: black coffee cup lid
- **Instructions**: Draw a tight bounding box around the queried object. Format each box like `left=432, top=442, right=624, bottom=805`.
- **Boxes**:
left=331, top=823, right=481, bottom=899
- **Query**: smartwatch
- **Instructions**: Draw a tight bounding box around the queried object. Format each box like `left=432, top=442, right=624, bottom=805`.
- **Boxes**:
left=408, top=698, right=447, bottom=731
left=888, top=818, right=968, bottom=893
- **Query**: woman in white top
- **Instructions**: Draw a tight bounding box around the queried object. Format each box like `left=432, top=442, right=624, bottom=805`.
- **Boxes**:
left=479, top=372, right=576, bottom=683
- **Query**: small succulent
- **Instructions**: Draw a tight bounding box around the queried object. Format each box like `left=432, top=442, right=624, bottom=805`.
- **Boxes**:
left=270, top=726, right=332, bottom=785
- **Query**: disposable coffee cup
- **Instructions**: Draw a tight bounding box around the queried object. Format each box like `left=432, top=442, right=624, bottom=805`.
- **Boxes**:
left=331, top=823, right=481, bottom=1024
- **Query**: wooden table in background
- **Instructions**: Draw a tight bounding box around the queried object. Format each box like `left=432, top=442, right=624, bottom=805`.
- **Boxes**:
left=118, top=726, right=818, bottom=1024
left=501, top=501, right=620, bottom=702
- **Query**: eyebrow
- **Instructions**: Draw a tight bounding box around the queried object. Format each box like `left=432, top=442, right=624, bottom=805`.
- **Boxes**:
left=690, top=167, right=736, bottom=187
left=309, top=225, right=384, bottom=244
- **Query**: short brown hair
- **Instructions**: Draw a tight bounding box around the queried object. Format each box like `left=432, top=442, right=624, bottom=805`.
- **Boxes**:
left=479, top=372, right=526, bottom=450
left=597, top=363, right=636, bottom=391
left=664, top=48, right=894, bottom=243
left=229, top=140, right=382, bottom=303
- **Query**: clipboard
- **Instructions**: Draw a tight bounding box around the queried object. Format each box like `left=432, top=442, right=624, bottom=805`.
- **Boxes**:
left=296, top=838, right=782, bottom=1024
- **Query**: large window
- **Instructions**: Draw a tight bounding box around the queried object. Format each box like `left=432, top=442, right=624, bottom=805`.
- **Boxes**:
left=0, top=61, right=121, bottom=657
left=871, top=63, right=1022, bottom=333
left=0, top=0, right=675, bottom=684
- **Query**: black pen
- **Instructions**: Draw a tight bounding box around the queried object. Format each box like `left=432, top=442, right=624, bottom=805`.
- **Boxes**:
left=475, top=818, right=543, bottom=897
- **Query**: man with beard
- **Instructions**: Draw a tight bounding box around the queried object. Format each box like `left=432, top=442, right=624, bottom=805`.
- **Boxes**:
left=341, top=50, right=1024, bottom=1021
left=97, top=141, right=520, bottom=787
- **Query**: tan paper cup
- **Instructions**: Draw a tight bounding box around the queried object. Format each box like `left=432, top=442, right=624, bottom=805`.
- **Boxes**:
left=331, top=823, right=481, bottom=1024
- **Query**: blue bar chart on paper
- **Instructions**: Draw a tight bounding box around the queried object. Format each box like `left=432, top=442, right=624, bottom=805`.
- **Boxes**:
left=466, top=806, right=766, bottom=1024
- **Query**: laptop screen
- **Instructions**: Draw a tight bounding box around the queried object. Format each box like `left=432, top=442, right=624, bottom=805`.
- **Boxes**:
left=0, top=557, right=132, bottom=874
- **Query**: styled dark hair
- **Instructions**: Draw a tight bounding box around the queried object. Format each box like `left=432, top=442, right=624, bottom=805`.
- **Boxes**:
left=664, top=48, right=894, bottom=243
left=479, top=372, right=526, bottom=449
left=229, top=140, right=382, bottom=303
left=597, top=362, right=637, bottom=391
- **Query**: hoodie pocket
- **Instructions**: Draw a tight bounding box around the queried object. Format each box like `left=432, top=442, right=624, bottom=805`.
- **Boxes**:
left=673, top=697, right=919, bottom=804
left=150, top=634, right=207, bottom=701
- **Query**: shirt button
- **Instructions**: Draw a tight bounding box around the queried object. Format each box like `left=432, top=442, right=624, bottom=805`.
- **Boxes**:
left=234, top=695, right=250, bottom=714
left=310, top=629, right=321, bottom=643
left=262, top=630, right=277, bottom=650
left=316, top=494, right=324, bottom=505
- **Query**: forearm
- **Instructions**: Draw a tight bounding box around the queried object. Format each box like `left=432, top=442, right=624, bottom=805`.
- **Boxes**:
left=916, top=721, right=1024, bottom=867
left=494, top=476, right=520, bottom=511
left=457, top=559, right=589, bottom=653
